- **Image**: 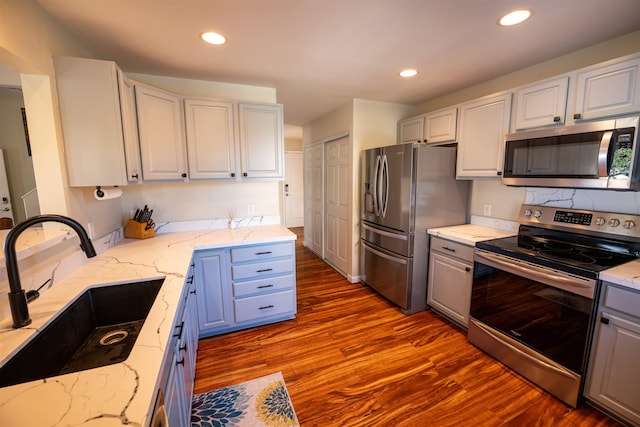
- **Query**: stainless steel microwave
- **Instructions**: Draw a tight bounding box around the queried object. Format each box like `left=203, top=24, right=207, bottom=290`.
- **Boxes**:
left=502, top=116, right=640, bottom=190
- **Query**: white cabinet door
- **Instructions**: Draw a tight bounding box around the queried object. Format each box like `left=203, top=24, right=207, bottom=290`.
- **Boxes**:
left=117, top=69, right=142, bottom=183
left=456, top=93, right=512, bottom=178
left=425, top=107, right=457, bottom=144
left=165, top=346, right=187, bottom=427
left=398, top=116, right=425, bottom=144
left=586, top=312, right=640, bottom=426
left=428, top=247, right=473, bottom=328
left=135, top=83, right=188, bottom=181
left=238, top=102, right=284, bottom=179
left=184, top=99, right=238, bottom=179
left=194, top=250, right=232, bottom=335
left=514, top=76, right=569, bottom=130
left=53, top=56, right=130, bottom=186
left=574, top=57, right=640, bottom=121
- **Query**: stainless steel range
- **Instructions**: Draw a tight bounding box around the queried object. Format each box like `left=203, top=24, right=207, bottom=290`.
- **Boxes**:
left=469, top=204, right=640, bottom=407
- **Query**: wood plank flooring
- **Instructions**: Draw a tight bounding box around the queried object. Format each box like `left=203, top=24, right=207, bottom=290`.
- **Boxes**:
left=194, top=228, right=621, bottom=426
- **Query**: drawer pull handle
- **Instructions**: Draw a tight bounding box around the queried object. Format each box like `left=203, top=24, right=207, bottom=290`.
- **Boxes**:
left=257, top=284, right=274, bottom=289
left=259, top=305, right=274, bottom=310
left=176, top=358, right=184, bottom=366
left=256, top=268, right=273, bottom=273
left=255, top=251, right=273, bottom=255
left=600, top=317, right=610, bottom=325
left=179, top=344, right=187, bottom=352
left=173, top=322, right=184, bottom=338
left=442, top=246, right=456, bottom=252
left=187, top=276, right=194, bottom=284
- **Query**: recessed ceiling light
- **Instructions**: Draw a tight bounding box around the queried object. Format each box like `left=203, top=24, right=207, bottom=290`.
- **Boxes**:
left=399, top=69, right=418, bottom=78
left=498, top=9, right=533, bottom=26
left=201, top=32, right=227, bottom=45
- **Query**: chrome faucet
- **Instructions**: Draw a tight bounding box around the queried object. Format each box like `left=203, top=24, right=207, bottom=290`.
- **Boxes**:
left=4, top=215, right=97, bottom=328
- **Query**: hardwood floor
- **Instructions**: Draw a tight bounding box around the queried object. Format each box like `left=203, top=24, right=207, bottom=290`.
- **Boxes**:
left=194, top=227, right=621, bottom=426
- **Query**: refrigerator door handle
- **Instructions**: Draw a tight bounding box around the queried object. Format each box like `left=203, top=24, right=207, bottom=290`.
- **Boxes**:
left=381, top=154, right=389, bottom=218
left=362, top=223, right=409, bottom=241
left=373, top=154, right=381, bottom=216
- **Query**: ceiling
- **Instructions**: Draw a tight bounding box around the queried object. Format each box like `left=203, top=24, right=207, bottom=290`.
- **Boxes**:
left=34, top=0, right=640, bottom=127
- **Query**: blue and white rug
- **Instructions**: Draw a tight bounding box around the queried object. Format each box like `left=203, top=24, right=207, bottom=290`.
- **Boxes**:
left=191, top=371, right=299, bottom=427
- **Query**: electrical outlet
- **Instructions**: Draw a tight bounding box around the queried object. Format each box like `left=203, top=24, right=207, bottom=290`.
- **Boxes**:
left=483, top=204, right=492, bottom=216
left=247, top=204, right=255, bottom=215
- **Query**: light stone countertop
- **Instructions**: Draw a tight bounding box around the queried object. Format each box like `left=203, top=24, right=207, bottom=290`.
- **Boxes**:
left=600, top=260, right=640, bottom=292
left=427, top=224, right=517, bottom=246
left=0, top=224, right=295, bottom=427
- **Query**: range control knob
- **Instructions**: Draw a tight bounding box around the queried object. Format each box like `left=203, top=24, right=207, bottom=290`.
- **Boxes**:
left=595, top=217, right=606, bottom=226
left=534, top=210, right=542, bottom=218
left=623, top=220, right=636, bottom=230
left=609, top=218, right=621, bottom=227
left=523, top=209, right=532, bottom=217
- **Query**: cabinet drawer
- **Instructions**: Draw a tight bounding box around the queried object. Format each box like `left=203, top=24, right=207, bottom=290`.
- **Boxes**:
left=602, top=284, right=640, bottom=318
left=233, top=274, right=294, bottom=297
left=234, top=290, right=295, bottom=323
left=232, top=258, right=294, bottom=281
left=231, top=242, right=293, bottom=263
left=430, top=236, right=474, bottom=262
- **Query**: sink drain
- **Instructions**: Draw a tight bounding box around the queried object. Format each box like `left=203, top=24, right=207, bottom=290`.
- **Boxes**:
left=99, top=330, right=129, bottom=346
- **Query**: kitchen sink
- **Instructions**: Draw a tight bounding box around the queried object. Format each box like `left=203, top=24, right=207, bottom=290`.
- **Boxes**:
left=0, top=278, right=164, bottom=388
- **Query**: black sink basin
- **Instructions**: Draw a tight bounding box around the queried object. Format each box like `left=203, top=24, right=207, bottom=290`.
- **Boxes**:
left=0, top=278, right=164, bottom=388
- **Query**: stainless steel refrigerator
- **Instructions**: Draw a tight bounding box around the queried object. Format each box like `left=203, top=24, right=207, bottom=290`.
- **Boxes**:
left=361, top=143, right=469, bottom=314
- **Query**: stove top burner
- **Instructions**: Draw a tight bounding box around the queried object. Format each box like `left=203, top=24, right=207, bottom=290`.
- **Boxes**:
left=538, top=250, right=595, bottom=264
left=476, top=225, right=640, bottom=279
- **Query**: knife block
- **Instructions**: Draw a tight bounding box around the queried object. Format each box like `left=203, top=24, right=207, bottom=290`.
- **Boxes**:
left=124, top=219, right=155, bottom=239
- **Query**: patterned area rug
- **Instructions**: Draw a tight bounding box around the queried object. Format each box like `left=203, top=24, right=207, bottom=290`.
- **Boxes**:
left=191, top=372, right=300, bottom=427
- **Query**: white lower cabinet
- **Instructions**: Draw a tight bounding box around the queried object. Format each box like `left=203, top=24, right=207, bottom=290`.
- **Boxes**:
left=165, top=274, right=199, bottom=427
left=427, top=236, right=474, bottom=328
left=585, top=282, right=640, bottom=426
left=195, top=241, right=296, bottom=337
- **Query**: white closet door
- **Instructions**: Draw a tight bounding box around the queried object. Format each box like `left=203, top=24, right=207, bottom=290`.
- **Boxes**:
left=324, top=136, right=350, bottom=275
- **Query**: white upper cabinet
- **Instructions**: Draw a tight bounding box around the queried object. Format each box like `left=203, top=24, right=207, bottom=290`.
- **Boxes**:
left=117, top=70, right=142, bottom=183
left=513, top=76, right=569, bottom=131
left=424, top=107, right=457, bottom=144
left=238, top=102, right=284, bottom=179
left=398, top=116, right=425, bottom=144
left=135, top=83, right=188, bottom=181
left=54, top=56, right=139, bottom=186
left=184, top=99, right=238, bottom=180
left=573, top=57, right=640, bottom=121
left=397, top=107, right=457, bottom=145
left=456, top=93, right=512, bottom=179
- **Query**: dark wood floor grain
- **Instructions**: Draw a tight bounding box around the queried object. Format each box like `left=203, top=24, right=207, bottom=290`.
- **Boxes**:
left=194, top=227, right=621, bottom=426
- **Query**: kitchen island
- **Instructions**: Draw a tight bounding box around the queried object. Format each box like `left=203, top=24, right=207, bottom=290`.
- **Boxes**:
left=0, top=224, right=295, bottom=426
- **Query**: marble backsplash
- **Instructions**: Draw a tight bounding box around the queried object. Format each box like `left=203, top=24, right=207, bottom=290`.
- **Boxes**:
left=525, top=188, right=640, bottom=215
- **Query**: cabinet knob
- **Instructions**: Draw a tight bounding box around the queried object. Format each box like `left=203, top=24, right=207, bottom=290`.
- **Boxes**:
left=600, top=316, right=610, bottom=325
left=465, top=267, right=471, bottom=272
left=553, top=116, right=561, bottom=122
left=181, top=173, right=187, bottom=178
left=496, top=171, right=502, bottom=176
left=231, top=173, right=236, bottom=177
left=573, top=113, right=582, bottom=120
left=243, top=172, right=248, bottom=177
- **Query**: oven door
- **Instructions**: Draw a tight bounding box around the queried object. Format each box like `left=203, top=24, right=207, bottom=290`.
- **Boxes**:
left=468, top=249, right=598, bottom=407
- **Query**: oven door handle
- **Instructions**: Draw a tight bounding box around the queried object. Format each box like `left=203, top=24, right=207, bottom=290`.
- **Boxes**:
left=475, top=250, right=595, bottom=298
